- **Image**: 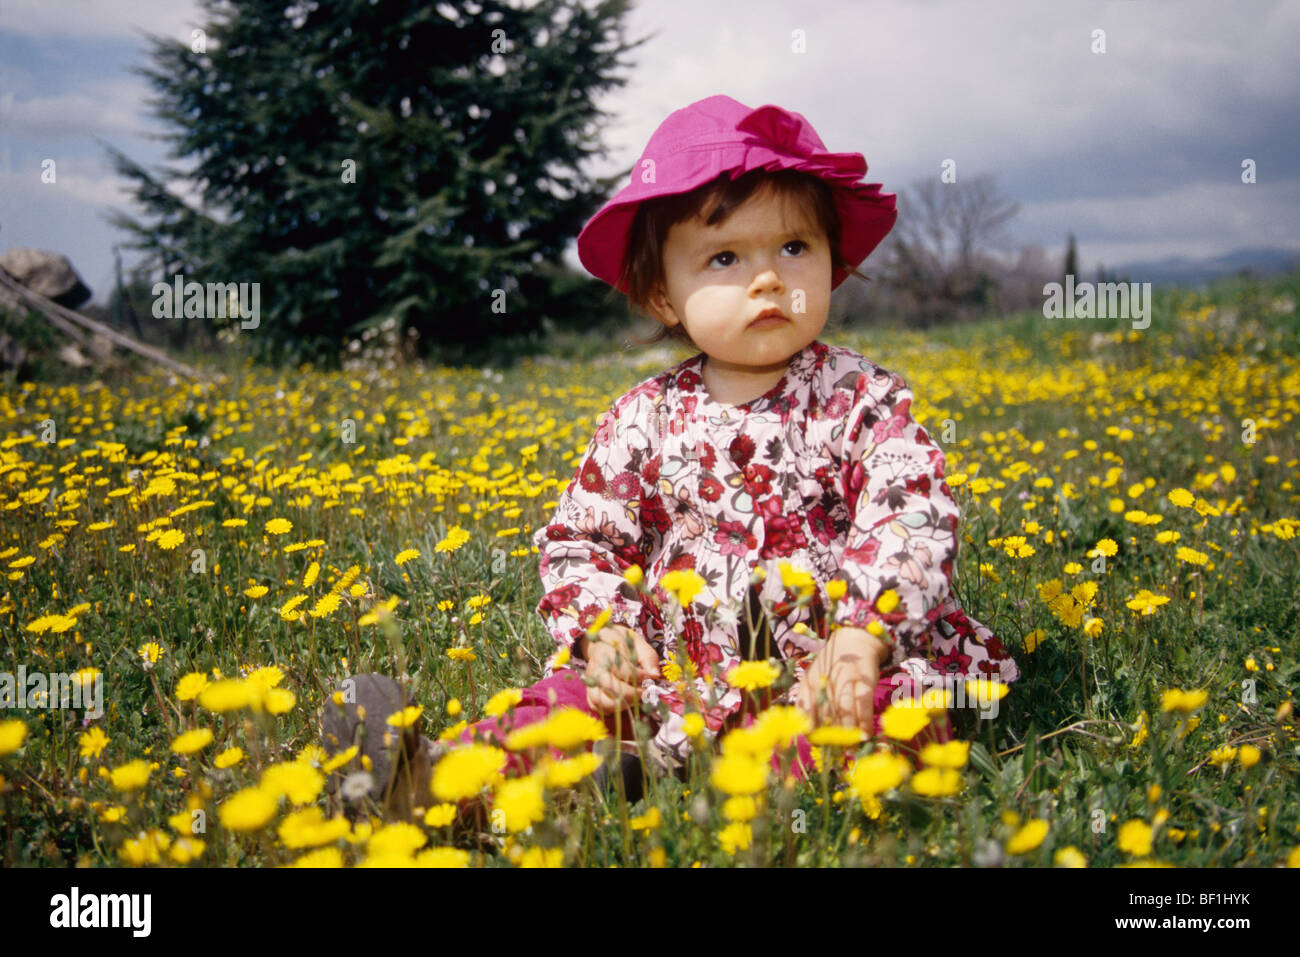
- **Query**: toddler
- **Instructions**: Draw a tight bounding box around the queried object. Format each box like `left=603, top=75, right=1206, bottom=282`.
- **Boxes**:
left=446, top=94, right=1020, bottom=786
left=323, top=95, right=1020, bottom=812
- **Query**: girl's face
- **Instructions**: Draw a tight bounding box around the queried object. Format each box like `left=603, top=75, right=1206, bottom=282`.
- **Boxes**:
left=647, top=188, right=832, bottom=401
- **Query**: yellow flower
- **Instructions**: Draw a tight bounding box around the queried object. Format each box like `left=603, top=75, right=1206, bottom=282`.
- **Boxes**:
left=826, top=579, right=847, bottom=601
left=198, top=678, right=254, bottom=713
left=629, top=807, right=662, bottom=831
left=285, top=847, right=344, bottom=868
left=171, top=728, right=214, bottom=755
left=876, top=589, right=900, bottom=614
left=431, top=744, right=507, bottom=801
left=260, top=688, right=297, bottom=715
left=368, top=821, right=428, bottom=858
left=724, top=660, right=780, bottom=691
left=1118, top=819, right=1153, bottom=856
left=682, top=713, right=705, bottom=739
left=1005, top=819, right=1050, bottom=855
left=416, top=847, right=472, bottom=868
left=879, top=702, right=931, bottom=740
left=493, top=774, right=547, bottom=834
left=1175, top=546, right=1209, bottom=566
left=849, top=751, right=911, bottom=797
left=504, top=708, right=607, bottom=751
left=718, top=821, right=753, bottom=855
left=1091, top=538, right=1118, bottom=557
left=434, top=525, right=471, bottom=553
left=1082, top=617, right=1103, bottom=638
left=244, top=585, right=269, bottom=599
left=1167, top=488, right=1195, bottom=508
left=910, top=767, right=963, bottom=797
left=623, top=565, right=644, bottom=587
left=585, top=607, right=612, bottom=636
left=219, top=786, right=279, bottom=832
left=516, top=846, right=564, bottom=868
left=660, top=569, right=706, bottom=606
left=1130, top=711, right=1149, bottom=749
left=175, top=672, right=209, bottom=701
left=542, top=753, right=602, bottom=789
left=394, top=549, right=420, bottom=566
left=386, top=705, right=424, bottom=728
left=1160, top=688, right=1208, bottom=713
left=752, top=705, right=811, bottom=751
left=447, top=647, right=476, bottom=662
left=264, top=518, right=292, bottom=535
left=964, top=678, right=1010, bottom=707
left=1208, top=746, right=1238, bottom=768
left=424, top=804, right=458, bottom=828
left=778, top=561, right=815, bottom=594
left=261, top=761, right=325, bottom=805
left=722, top=796, right=758, bottom=823
left=484, top=688, right=523, bottom=717
left=278, top=807, right=351, bottom=849
left=137, top=641, right=164, bottom=665
left=919, top=740, right=970, bottom=769
left=1054, top=846, right=1088, bottom=868
left=1238, top=745, right=1261, bottom=769
left=78, top=726, right=109, bottom=760
left=0, top=719, right=29, bottom=756
left=214, top=746, right=245, bottom=769
left=710, top=752, right=769, bottom=796
left=809, top=725, right=865, bottom=748
left=109, top=759, right=151, bottom=792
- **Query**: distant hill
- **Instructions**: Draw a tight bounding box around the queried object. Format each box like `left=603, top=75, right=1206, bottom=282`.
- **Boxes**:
left=1104, top=247, right=1300, bottom=288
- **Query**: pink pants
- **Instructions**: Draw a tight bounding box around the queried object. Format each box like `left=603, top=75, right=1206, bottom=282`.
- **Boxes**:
left=452, top=668, right=953, bottom=779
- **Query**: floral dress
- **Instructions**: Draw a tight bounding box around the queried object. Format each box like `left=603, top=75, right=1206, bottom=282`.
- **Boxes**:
left=531, top=339, right=1019, bottom=768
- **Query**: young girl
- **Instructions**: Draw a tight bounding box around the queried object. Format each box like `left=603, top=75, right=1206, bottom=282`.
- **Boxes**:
left=435, top=94, right=1020, bottom=788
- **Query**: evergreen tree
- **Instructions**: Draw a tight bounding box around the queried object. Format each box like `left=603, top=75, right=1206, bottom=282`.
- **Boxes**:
left=103, top=0, right=641, bottom=366
left=1064, top=232, right=1078, bottom=284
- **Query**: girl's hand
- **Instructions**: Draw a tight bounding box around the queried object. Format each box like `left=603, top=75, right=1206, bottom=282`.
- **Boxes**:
left=794, top=627, right=891, bottom=731
left=582, top=625, right=661, bottom=715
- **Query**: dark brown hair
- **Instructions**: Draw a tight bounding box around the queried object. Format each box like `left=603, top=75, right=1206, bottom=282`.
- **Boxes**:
left=607, top=168, right=869, bottom=349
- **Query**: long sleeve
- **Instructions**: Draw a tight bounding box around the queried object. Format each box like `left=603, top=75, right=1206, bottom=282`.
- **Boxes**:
left=532, top=400, right=649, bottom=661
left=831, top=366, right=961, bottom=668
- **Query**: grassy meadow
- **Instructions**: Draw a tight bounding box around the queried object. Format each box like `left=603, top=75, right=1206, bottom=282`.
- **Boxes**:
left=1, top=273, right=1298, bottom=867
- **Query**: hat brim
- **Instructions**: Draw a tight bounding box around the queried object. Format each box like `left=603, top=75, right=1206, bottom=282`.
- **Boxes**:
left=578, top=173, right=897, bottom=295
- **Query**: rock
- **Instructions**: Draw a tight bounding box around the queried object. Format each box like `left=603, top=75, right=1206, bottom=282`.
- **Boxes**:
left=0, top=247, right=92, bottom=309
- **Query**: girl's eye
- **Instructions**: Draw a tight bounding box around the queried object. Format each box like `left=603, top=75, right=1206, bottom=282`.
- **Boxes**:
left=708, top=242, right=805, bottom=268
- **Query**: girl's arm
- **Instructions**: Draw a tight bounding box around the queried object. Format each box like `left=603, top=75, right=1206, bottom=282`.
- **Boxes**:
left=831, top=366, right=961, bottom=666
left=531, top=401, right=651, bottom=662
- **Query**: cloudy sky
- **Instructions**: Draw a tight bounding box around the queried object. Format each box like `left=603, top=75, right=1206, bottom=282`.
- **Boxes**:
left=2, top=0, right=1296, bottom=304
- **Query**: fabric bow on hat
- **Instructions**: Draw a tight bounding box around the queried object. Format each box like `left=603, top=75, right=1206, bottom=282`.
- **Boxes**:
left=735, top=104, right=868, bottom=185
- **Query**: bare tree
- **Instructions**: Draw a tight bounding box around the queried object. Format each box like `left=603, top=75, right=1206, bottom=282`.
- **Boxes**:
left=882, top=174, right=1020, bottom=323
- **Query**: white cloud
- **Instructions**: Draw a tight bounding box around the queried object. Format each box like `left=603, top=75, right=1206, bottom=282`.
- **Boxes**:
left=0, top=0, right=203, bottom=40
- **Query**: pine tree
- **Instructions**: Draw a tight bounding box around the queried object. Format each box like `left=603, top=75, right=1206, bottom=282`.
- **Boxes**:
left=103, top=0, right=640, bottom=366
left=1063, top=232, right=1078, bottom=285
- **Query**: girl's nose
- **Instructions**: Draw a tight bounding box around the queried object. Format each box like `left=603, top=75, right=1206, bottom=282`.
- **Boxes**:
left=748, top=267, right=785, bottom=296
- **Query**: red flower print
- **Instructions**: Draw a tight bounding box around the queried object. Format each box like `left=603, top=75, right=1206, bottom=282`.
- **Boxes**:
left=699, top=475, right=725, bottom=502
left=742, top=463, right=774, bottom=497
left=576, top=603, right=605, bottom=630
left=871, top=400, right=910, bottom=445
left=728, top=433, right=756, bottom=468
left=678, top=369, right=702, bottom=391
left=579, top=458, right=606, bottom=495
left=714, top=519, right=757, bottom=557
left=806, top=504, right=837, bottom=545
left=698, top=442, right=717, bottom=472
left=843, top=537, right=880, bottom=565
left=903, top=473, right=932, bottom=497
left=934, top=651, right=972, bottom=675
left=641, top=496, right=671, bottom=536
left=610, top=471, right=641, bottom=501
left=642, top=455, right=661, bottom=486
left=538, top=583, right=581, bottom=617
left=759, top=509, right=808, bottom=559
left=823, top=391, right=851, bottom=419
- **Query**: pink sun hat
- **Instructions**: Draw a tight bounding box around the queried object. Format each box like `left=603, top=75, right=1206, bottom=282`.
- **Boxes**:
left=577, top=94, right=897, bottom=293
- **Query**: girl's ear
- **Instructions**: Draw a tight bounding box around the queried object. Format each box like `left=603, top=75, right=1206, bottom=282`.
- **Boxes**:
left=646, top=285, right=681, bottom=328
